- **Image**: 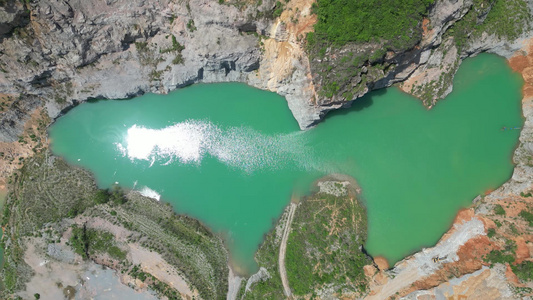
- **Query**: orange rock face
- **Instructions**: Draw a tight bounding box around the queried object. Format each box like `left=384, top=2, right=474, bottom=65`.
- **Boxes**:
left=363, top=36, right=533, bottom=300
left=513, top=237, right=530, bottom=264
left=373, top=256, right=390, bottom=271
left=404, top=231, right=494, bottom=294
left=509, top=42, right=533, bottom=100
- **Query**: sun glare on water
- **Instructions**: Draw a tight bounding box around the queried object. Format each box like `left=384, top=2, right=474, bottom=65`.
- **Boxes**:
left=116, top=121, right=322, bottom=173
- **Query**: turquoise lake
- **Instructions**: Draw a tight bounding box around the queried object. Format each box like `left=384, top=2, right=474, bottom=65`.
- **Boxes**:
left=49, top=54, right=523, bottom=274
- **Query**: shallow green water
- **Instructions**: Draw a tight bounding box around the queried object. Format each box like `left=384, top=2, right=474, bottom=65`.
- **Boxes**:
left=49, top=54, right=523, bottom=273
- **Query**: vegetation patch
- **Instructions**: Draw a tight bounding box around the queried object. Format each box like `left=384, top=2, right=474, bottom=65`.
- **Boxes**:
left=511, top=261, right=533, bottom=282
left=186, top=19, right=197, bottom=32
left=161, top=35, right=185, bottom=65
left=305, top=0, right=435, bottom=102
left=244, top=179, right=370, bottom=298
left=483, top=239, right=516, bottom=267
left=306, top=0, right=532, bottom=103
left=242, top=228, right=285, bottom=299
left=100, top=192, right=229, bottom=299
left=445, top=0, right=532, bottom=50
left=285, top=189, right=370, bottom=296
left=307, top=0, right=434, bottom=48
left=493, top=204, right=506, bottom=216
left=1, top=153, right=229, bottom=299
left=272, top=1, right=285, bottom=18
left=69, top=225, right=126, bottom=260
left=0, top=153, right=103, bottom=294
left=518, top=209, right=533, bottom=226
left=6, top=153, right=102, bottom=235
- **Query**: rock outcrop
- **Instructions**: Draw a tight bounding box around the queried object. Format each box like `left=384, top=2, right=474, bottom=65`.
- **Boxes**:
left=0, top=0, right=28, bottom=37
left=2, top=0, right=533, bottom=298
left=0, top=0, right=267, bottom=140
left=1, top=0, right=532, bottom=136
left=364, top=37, right=533, bottom=300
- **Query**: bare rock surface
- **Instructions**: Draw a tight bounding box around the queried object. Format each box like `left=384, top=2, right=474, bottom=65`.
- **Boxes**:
left=1, top=0, right=533, bottom=136
left=364, top=38, right=533, bottom=300
left=2, top=0, right=533, bottom=299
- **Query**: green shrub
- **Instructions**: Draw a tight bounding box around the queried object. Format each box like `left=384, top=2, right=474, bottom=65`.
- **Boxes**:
left=172, top=54, right=184, bottom=65
left=307, top=0, right=434, bottom=48
left=512, top=261, right=533, bottom=282
left=93, top=189, right=110, bottom=204
left=520, top=191, right=532, bottom=197
left=107, top=246, right=127, bottom=260
left=186, top=19, right=197, bottom=32
left=487, top=228, right=496, bottom=238
left=494, top=204, right=506, bottom=216
left=69, top=225, right=89, bottom=259
left=69, top=225, right=125, bottom=260
left=110, top=185, right=126, bottom=205
left=518, top=209, right=533, bottom=226
left=273, top=1, right=284, bottom=18
left=67, top=200, right=84, bottom=218
left=134, top=42, right=148, bottom=51
left=483, top=250, right=514, bottom=266
left=161, top=35, right=185, bottom=55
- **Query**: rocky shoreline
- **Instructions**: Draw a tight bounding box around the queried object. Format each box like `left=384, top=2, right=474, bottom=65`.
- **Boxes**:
left=361, top=37, right=533, bottom=300
left=1, top=0, right=533, bottom=298
left=1, top=0, right=531, bottom=141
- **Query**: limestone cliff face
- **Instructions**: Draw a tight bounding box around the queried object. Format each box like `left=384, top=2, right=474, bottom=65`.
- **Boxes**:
left=1, top=0, right=532, bottom=139
left=309, top=0, right=533, bottom=119
left=0, top=0, right=28, bottom=36
left=0, top=0, right=267, bottom=140
left=2, top=0, right=533, bottom=298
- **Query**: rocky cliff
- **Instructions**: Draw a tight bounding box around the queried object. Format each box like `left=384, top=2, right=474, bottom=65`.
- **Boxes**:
left=2, top=0, right=533, bottom=299
left=0, top=0, right=268, bottom=141
left=0, top=0, right=532, bottom=137
left=0, top=0, right=533, bottom=137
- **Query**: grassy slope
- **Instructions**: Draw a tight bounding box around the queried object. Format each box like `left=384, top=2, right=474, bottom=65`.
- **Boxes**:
left=447, top=0, right=532, bottom=50
left=307, top=0, right=434, bottom=48
left=0, top=152, right=229, bottom=299
left=243, top=180, right=370, bottom=299
left=306, top=0, right=531, bottom=103
left=285, top=192, right=370, bottom=297
left=306, top=0, right=434, bottom=100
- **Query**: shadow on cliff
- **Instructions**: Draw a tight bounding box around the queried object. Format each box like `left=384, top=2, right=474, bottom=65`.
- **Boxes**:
left=321, top=88, right=387, bottom=124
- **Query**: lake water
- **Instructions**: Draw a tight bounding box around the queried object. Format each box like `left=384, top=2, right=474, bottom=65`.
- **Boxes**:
left=49, top=54, right=523, bottom=273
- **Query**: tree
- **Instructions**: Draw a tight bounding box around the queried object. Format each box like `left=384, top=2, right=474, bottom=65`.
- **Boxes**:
left=110, top=185, right=127, bottom=205
left=93, top=189, right=110, bottom=204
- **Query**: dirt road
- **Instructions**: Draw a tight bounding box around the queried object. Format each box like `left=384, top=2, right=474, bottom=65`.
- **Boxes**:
left=279, top=203, right=297, bottom=298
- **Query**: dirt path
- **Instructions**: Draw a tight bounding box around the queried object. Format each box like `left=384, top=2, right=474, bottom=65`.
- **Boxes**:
left=227, top=268, right=242, bottom=300
left=279, top=203, right=296, bottom=298
left=367, top=266, right=419, bottom=300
